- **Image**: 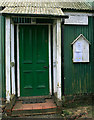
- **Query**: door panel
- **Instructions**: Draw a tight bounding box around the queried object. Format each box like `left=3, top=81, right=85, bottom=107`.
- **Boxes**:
left=22, top=28, right=33, bottom=64
left=36, top=26, right=47, bottom=64
left=19, top=25, right=49, bottom=97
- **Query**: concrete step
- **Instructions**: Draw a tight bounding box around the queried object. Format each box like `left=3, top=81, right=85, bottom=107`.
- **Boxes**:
left=11, top=108, right=58, bottom=117
left=11, top=98, right=61, bottom=117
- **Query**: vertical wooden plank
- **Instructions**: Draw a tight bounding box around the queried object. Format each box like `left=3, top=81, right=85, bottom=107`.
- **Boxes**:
left=53, top=21, right=57, bottom=94
left=49, top=25, right=52, bottom=95
left=11, top=23, right=16, bottom=95
left=6, top=17, right=11, bottom=102
left=56, top=19, right=61, bottom=100
left=17, top=25, right=20, bottom=97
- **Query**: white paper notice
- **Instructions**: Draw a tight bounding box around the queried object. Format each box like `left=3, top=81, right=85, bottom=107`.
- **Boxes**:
left=74, top=52, right=82, bottom=62
left=76, top=42, right=82, bottom=52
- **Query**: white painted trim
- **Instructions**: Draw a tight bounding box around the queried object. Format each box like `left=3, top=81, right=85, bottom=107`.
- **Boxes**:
left=17, top=25, right=20, bottom=97
left=56, top=19, right=61, bottom=100
left=6, top=17, right=11, bottom=102
left=11, top=23, right=16, bottom=95
left=17, top=24, right=52, bottom=97
left=53, top=22, right=57, bottom=93
left=53, top=19, right=62, bottom=100
left=49, top=25, right=52, bottom=95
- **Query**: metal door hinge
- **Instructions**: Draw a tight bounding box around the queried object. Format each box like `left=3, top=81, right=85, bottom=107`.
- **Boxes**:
left=10, top=62, right=15, bottom=67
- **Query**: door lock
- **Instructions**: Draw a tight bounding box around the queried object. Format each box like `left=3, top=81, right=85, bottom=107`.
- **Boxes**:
left=43, top=66, right=48, bottom=69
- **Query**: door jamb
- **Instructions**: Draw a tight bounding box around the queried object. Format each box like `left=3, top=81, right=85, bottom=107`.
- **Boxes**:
left=17, top=25, right=20, bottom=97
left=49, top=25, right=52, bottom=95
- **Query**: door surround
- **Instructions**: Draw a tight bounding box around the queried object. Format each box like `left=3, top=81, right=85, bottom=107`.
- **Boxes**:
left=5, top=17, right=62, bottom=101
left=17, top=24, right=52, bottom=97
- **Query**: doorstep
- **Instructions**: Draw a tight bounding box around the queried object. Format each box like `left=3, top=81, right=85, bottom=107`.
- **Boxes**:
left=11, top=98, right=61, bottom=117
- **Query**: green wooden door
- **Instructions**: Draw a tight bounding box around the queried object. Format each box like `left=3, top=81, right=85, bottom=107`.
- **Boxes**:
left=19, top=25, right=49, bottom=97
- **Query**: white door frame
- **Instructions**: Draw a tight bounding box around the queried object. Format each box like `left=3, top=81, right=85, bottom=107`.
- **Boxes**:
left=49, top=25, right=52, bottom=95
left=6, top=17, right=11, bottom=102
left=6, top=17, right=16, bottom=101
left=53, top=19, right=62, bottom=100
left=17, top=24, right=52, bottom=97
left=6, top=17, right=62, bottom=101
left=56, top=19, right=62, bottom=100
left=11, top=22, right=16, bottom=95
left=17, top=25, right=20, bottom=97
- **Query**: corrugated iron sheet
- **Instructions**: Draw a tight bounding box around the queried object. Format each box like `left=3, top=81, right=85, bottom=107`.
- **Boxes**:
left=0, top=7, right=64, bottom=16
left=0, top=1, right=93, bottom=10
left=63, top=16, right=94, bottom=95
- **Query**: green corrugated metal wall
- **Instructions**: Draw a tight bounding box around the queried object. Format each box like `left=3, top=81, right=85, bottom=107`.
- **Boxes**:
left=0, top=16, right=5, bottom=98
left=63, top=16, right=94, bottom=95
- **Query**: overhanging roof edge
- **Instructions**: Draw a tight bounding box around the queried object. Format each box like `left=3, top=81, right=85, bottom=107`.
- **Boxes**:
left=1, top=13, right=69, bottom=18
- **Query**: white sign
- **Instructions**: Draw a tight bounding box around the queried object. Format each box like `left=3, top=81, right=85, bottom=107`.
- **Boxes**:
left=65, top=15, right=88, bottom=25
left=72, top=34, right=90, bottom=63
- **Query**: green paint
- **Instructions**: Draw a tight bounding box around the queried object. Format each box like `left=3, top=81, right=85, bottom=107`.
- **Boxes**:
left=0, top=16, right=5, bottom=98
left=19, top=25, right=49, bottom=97
left=63, top=16, right=94, bottom=95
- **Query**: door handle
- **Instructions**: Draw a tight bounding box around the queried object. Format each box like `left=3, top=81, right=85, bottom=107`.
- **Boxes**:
left=43, top=66, right=48, bottom=69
